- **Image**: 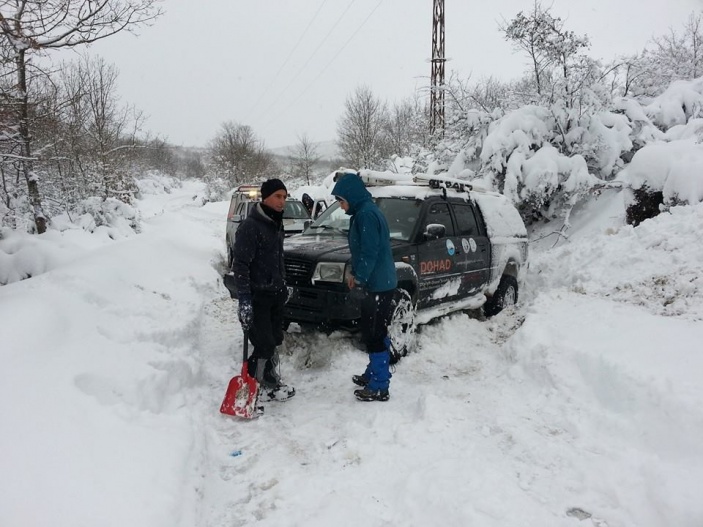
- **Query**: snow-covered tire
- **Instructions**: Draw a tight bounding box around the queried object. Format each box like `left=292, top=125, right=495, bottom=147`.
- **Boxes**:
left=388, top=288, right=416, bottom=363
left=483, top=275, right=518, bottom=317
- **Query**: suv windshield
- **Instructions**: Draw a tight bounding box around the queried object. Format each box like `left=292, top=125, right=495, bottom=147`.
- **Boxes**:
left=305, top=197, right=421, bottom=241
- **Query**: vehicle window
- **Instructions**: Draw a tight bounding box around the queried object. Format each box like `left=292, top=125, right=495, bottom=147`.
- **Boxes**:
left=304, top=202, right=349, bottom=235
left=235, top=203, right=247, bottom=217
left=283, top=201, right=310, bottom=219
left=424, top=202, right=455, bottom=236
left=453, top=203, right=479, bottom=236
left=304, top=197, right=421, bottom=241
left=376, top=198, right=422, bottom=241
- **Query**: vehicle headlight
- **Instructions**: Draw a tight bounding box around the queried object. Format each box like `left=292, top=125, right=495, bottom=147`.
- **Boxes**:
left=311, top=262, right=346, bottom=283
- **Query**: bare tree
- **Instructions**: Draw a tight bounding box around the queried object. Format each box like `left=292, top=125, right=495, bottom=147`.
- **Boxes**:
left=501, top=1, right=589, bottom=106
left=635, top=13, right=703, bottom=96
left=336, top=85, right=390, bottom=169
left=0, top=0, right=162, bottom=233
left=81, top=56, right=143, bottom=202
left=288, top=133, right=320, bottom=185
left=383, top=98, right=423, bottom=158
left=500, top=1, right=555, bottom=97
left=209, top=121, right=275, bottom=185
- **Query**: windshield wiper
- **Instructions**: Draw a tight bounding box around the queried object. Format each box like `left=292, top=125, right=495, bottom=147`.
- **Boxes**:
left=308, top=225, right=347, bottom=234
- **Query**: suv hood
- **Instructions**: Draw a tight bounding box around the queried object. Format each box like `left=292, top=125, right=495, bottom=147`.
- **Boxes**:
left=284, top=234, right=351, bottom=260
left=283, top=218, right=309, bottom=235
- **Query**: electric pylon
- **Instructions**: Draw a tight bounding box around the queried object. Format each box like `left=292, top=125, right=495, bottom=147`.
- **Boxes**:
left=430, top=0, right=445, bottom=137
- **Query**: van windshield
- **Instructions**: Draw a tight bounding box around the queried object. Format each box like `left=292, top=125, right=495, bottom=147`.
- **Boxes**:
left=305, top=198, right=421, bottom=241
left=283, top=200, right=311, bottom=220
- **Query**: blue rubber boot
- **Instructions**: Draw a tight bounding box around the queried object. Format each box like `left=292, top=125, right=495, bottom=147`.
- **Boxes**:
left=354, top=351, right=391, bottom=401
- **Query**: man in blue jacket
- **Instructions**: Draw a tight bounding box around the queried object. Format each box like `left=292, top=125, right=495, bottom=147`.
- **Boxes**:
left=331, top=171, right=398, bottom=401
left=232, top=178, right=295, bottom=402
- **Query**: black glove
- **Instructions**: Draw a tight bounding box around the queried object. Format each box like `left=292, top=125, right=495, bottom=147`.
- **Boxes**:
left=238, top=297, right=254, bottom=329
left=349, top=282, right=368, bottom=302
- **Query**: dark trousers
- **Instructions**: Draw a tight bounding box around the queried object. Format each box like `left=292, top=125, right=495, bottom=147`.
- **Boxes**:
left=249, top=289, right=286, bottom=361
left=359, top=289, right=395, bottom=354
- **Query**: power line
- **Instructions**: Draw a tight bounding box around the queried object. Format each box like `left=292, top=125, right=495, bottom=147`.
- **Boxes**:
left=260, top=0, right=385, bottom=135
left=254, top=0, right=359, bottom=125
left=245, top=0, right=330, bottom=120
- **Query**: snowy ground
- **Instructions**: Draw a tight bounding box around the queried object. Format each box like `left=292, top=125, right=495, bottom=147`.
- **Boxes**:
left=1, top=179, right=702, bottom=527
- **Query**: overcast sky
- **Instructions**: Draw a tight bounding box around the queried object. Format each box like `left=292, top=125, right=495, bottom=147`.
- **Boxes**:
left=74, top=0, right=701, bottom=149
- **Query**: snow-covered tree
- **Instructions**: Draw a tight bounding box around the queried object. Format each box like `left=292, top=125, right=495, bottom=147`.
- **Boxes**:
left=0, top=0, right=162, bottom=233
left=616, top=13, right=703, bottom=98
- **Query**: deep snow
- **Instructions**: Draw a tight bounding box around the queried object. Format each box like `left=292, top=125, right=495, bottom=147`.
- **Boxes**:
left=1, top=178, right=702, bottom=527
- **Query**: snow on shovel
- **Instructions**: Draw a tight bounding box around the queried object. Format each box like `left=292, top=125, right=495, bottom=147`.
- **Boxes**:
left=220, top=330, right=261, bottom=419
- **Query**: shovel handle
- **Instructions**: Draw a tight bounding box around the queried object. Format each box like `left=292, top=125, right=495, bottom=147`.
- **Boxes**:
left=241, top=329, right=249, bottom=376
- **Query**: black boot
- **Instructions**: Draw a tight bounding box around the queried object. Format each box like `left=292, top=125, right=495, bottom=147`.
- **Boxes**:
left=247, top=356, right=260, bottom=379
left=259, top=353, right=295, bottom=402
left=354, top=387, right=390, bottom=402
left=352, top=373, right=369, bottom=386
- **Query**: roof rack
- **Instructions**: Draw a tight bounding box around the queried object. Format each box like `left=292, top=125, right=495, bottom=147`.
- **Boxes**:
left=358, top=172, right=417, bottom=187
left=412, top=174, right=472, bottom=193
left=350, top=169, right=476, bottom=194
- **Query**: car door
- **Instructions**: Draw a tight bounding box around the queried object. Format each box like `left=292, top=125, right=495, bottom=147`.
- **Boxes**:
left=415, top=200, right=463, bottom=308
left=231, top=201, right=251, bottom=236
left=450, top=200, right=491, bottom=296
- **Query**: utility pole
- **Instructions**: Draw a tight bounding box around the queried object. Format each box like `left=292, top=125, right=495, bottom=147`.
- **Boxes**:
left=430, top=0, right=445, bottom=137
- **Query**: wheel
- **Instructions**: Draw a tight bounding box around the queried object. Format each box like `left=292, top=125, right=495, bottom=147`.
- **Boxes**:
left=483, top=275, right=518, bottom=317
left=388, top=288, right=416, bottom=363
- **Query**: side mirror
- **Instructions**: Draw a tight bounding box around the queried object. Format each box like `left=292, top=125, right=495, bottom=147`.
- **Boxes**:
left=232, top=214, right=242, bottom=222
left=303, top=220, right=312, bottom=231
left=423, top=223, right=446, bottom=240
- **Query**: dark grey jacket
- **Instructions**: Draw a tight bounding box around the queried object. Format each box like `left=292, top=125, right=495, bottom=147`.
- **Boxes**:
left=231, top=203, right=286, bottom=299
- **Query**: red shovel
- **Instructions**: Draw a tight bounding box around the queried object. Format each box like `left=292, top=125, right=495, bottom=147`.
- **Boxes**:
left=220, top=330, right=261, bottom=419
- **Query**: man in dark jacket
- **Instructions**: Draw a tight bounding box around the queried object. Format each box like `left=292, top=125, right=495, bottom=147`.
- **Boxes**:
left=231, top=178, right=295, bottom=402
left=331, top=171, right=398, bottom=401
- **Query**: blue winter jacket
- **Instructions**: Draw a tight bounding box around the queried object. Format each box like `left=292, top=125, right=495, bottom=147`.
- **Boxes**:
left=331, top=173, right=397, bottom=293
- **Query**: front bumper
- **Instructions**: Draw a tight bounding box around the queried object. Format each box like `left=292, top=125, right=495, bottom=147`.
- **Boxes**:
left=284, top=285, right=361, bottom=326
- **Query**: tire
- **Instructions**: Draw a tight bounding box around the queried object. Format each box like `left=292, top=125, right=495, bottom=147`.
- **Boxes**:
left=388, top=288, right=417, bottom=363
left=483, top=275, right=518, bottom=317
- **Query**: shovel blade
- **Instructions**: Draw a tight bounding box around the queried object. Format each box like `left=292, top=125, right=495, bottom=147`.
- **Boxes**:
left=220, top=374, right=260, bottom=419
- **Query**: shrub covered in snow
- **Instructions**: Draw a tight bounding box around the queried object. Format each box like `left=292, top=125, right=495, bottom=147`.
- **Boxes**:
left=416, top=77, right=703, bottom=226
left=71, top=197, right=140, bottom=234
left=645, top=78, right=703, bottom=130
left=618, top=140, right=703, bottom=224
left=135, top=171, right=181, bottom=197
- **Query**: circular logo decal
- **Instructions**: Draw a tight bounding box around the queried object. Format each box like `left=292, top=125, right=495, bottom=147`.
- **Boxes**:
left=462, top=239, right=470, bottom=253
left=446, top=239, right=455, bottom=256
left=469, top=238, right=477, bottom=252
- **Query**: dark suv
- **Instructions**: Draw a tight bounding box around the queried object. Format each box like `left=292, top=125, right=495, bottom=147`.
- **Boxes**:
left=282, top=173, right=528, bottom=359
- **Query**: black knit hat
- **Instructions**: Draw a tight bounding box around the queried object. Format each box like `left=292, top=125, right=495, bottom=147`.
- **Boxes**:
left=260, top=178, right=287, bottom=200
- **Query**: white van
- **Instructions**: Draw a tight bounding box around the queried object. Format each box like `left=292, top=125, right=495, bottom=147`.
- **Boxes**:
left=225, top=184, right=327, bottom=267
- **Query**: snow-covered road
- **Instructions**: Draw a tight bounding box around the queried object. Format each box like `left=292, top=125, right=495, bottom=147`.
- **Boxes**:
left=1, top=178, right=702, bottom=526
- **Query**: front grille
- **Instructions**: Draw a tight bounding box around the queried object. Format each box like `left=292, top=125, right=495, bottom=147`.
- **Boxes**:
left=284, top=257, right=313, bottom=285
